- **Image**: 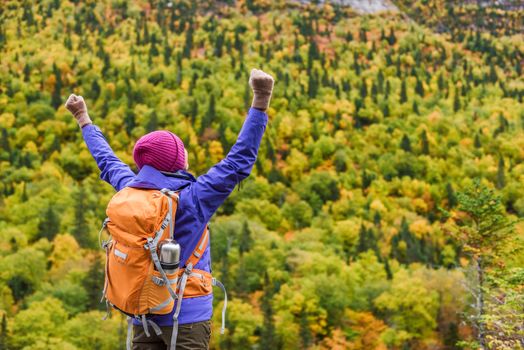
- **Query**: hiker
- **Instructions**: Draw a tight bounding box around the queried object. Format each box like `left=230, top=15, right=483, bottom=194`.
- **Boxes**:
left=65, top=68, right=274, bottom=350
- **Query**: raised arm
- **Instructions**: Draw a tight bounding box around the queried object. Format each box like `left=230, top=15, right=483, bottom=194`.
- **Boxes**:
left=65, top=94, right=135, bottom=191
left=191, top=69, right=274, bottom=222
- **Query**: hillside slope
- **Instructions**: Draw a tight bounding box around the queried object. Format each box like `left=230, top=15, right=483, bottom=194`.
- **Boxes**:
left=0, top=1, right=523, bottom=349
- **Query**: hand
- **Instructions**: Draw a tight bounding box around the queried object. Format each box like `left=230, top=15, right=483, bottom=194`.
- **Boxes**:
left=65, top=94, right=92, bottom=128
left=249, top=69, right=274, bottom=111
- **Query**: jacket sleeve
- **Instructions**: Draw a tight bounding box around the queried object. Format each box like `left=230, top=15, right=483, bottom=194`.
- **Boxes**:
left=191, top=108, right=268, bottom=222
left=81, top=125, right=135, bottom=191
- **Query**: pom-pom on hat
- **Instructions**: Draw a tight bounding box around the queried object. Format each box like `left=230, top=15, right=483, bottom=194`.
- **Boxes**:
left=133, top=131, right=186, bottom=173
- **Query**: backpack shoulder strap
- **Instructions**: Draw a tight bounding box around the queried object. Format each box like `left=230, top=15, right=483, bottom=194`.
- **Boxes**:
left=161, top=189, right=209, bottom=270
left=185, top=226, right=209, bottom=269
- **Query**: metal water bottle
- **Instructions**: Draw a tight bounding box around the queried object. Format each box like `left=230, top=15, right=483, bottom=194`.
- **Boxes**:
left=157, top=239, right=181, bottom=275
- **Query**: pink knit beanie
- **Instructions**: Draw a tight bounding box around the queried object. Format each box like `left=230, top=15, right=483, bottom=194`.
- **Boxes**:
left=133, top=131, right=186, bottom=172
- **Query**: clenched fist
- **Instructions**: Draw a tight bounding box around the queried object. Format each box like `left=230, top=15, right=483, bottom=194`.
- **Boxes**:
left=65, top=94, right=92, bottom=128
left=249, top=69, right=274, bottom=111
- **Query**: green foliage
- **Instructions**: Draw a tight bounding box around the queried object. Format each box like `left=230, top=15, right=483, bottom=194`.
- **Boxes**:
left=0, top=1, right=522, bottom=348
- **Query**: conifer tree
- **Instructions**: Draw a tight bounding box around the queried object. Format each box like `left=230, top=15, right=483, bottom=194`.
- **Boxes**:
left=447, top=180, right=517, bottom=350
left=238, top=221, right=252, bottom=256
left=260, top=272, right=277, bottom=349
left=149, top=33, right=159, bottom=56
left=380, top=28, right=386, bottom=42
left=51, top=63, right=62, bottom=109
left=474, top=133, right=482, bottom=148
left=163, top=38, right=172, bottom=65
left=72, top=186, right=90, bottom=248
left=146, top=111, right=158, bottom=133
left=400, top=79, right=407, bottom=103
left=200, top=95, right=215, bottom=134
left=299, top=305, right=312, bottom=348
left=83, top=255, right=105, bottom=310
left=0, top=313, right=6, bottom=350
left=23, top=63, right=30, bottom=82
left=388, top=27, right=397, bottom=45
left=446, top=183, right=457, bottom=208
left=183, top=22, right=193, bottom=58
left=420, top=130, right=429, bottom=155
left=453, top=90, right=461, bottom=112
left=91, top=79, right=101, bottom=101
left=496, top=156, right=505, bottom=189
left=37, top=206, right=60, bottom=241
left=400, top=134, right=412, bottom=152
left=415, top=77, right=424, bottom=96
left=360, top=77, right=367, bottom=98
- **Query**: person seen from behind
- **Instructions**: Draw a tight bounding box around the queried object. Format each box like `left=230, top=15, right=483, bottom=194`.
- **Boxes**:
left=64, top=68, right=275, bottom=350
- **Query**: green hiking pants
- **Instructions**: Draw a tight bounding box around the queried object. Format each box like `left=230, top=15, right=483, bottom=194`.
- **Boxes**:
left=132, top=320, right=211, bottom=350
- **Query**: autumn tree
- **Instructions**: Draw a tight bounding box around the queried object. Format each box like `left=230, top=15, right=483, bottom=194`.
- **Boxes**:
left=445, top=180, right=519, bottom=349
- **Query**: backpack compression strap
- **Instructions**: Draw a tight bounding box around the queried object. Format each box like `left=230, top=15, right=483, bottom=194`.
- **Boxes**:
left=170, top=226, right=210, bottom=350
left=186, top=226, right=209, bottom=268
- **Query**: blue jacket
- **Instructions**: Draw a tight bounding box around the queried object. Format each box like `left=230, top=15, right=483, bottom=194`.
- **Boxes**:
left=82, top=108, right=268, bottom=326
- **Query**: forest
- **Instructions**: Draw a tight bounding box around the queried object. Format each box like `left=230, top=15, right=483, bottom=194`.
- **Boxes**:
left=0, top=0, right=523, bottom=349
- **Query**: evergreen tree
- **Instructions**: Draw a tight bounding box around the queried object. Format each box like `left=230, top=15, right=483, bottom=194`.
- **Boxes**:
left=37, top=206, right=60, bottom=241
left=190, top=99, right=198, bottom=125
left=374, top=211, right=382, bottom=227
left=391, top=218, right=426, bottom=264
left=91, top=79, right=101, bottom=101
left=299, top=305, right=312, bottom=348
left=400, top=79, right=407, bottom=103
left=453, top=91, right=461, bottom=112
left=360, top=77, right=367, bottom=98
left=420, top=130, right=429, bottom=155
left=102, top=52, right=111, bottom=77
left=146, top=111, right=158, bottom=133
left=377, top=70, right=384, bottom=93
left=260, top=272, right=277, bottom=349
left=415, top=77, right=424, bottom=96
left=238, top=221, right=252, bottom=256
left=23, top=63, right=30, bottom=82
left=51, top=63, right=62, bottom=109
left=183, top=23, right=194, bottom=58
left=0, top=313, right=6, bottom=350
left=474, top=133, right=482, bottom=148
left=307, top=72, right=318, bottom=98
left=384, top=258, right=393, bottom=280
left=388, top=27, right=397, bottom=45
left=446, top=183, right=457, bottom=208
left=357, top=225, right=378, bottom=254
left=188, top=72, right=198, bottom=96
left=72, top=186, right=91, bottom=248
left=200, top=95, right=215, bottom=134
left=400, top=134, right=412, bottom=152
left=124, top=109, right=136, bottom=136
left=214, top=32, right=224, bottom=57
left=489, top=62, right=497, bottom=82
left=149, top=33, right=159, bottom=57
left=0, top=128, right=10, bottom=155
left=496, top=156, right=505, bottom=189
left=163, top=37, right=172, bottom=65
left=83, top=256, right=105, bottom=310
left=142, top=13, right=149, bottom=43
left=21, top=182, right=28, bottom=202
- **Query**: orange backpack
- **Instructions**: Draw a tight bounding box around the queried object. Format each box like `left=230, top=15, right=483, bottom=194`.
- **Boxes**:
left=98, top=187, right=227, bottom=350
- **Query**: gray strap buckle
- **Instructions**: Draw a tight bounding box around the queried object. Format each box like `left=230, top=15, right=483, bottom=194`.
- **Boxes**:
left=152, top=276, right=166, bottom=286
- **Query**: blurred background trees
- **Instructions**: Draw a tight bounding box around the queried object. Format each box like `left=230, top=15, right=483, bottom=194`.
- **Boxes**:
left=0, top=0, right=522, bottom=349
